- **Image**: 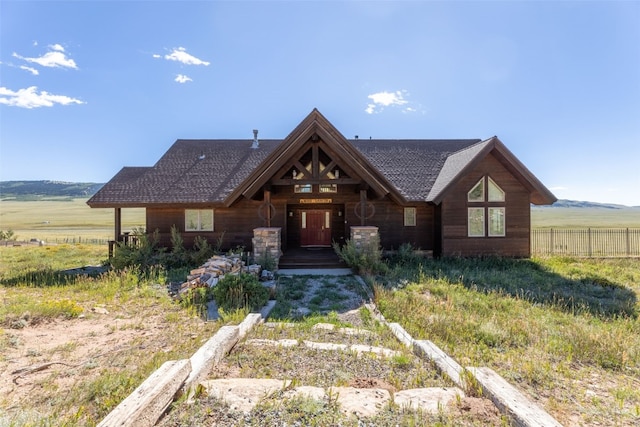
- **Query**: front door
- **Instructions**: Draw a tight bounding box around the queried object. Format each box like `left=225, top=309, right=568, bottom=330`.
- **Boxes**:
left=301, top=210, right=331, bottom=247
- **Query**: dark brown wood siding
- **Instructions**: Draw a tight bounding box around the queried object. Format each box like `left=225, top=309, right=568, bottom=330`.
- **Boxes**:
left=365, top=197, right=434, bottom=250
left=145, top=183, right=436, bottom=252
left=146, top=198, right=273, bottom=250
left=440, top=153, right=531, bottom=257
left=274, top=184, right=435, bottom=251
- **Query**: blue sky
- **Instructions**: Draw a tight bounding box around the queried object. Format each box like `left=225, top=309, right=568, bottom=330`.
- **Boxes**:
left=1, top=1, right=639, bottom=206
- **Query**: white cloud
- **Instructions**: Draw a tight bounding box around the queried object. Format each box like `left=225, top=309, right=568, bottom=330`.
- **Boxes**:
left=175, top=74, right=192, bottom=83
left=0, top=86, right=85, bottom=109
left=365, top=90, right=414, bottom=114
left=369, top=91, right=408, bottom=107
left=20, top=65, right=39, bottom=75
left=152, top=54, right=161, bottom=59
left=13, top=45, right=78, bottom=70
left=164, top=47, right=210, bottom=66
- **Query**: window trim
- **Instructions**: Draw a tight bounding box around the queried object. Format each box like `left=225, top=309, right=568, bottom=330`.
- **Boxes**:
left=185, top=209, right=214, bottom=232
left=404, top=207, right=417, bottom=227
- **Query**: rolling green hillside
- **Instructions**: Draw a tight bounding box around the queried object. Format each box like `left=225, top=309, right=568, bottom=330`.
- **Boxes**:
left=0, top=180, right=103, bottom=200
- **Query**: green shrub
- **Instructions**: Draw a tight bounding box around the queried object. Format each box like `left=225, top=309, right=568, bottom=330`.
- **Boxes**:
left=256, top=250, right=277, bottom=271
left=0, top=229, right=16, bottom=241
left=192, top=236, right=214, bottom=266
left=391, top=243, right=423, bottom=267
left=333, top=237, right=388, bottom=276
left=110, top=227, right=210, bottom=272
left=213, top=273, right=269, bottom=311
left=214, top=231, right=226, bottom=254
left=179, top=286, right=213, bottom=318
left=110, top=228, right=164, bottom=271
left=170, top=224, right=184, bottom=253
left=164, top=225, right=189, bottom=268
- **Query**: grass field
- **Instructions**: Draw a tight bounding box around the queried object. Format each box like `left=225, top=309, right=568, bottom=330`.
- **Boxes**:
left=374, top=255, right=640, bottom=426
left=1, top=198, right=639, bottom=425
left=531, top=206, right=640, bottom=229
left=0, top=198, right=145, bottom=243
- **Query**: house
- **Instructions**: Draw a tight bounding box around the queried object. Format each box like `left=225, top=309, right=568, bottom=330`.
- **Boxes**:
left=87, top=109, right=556, bottom=261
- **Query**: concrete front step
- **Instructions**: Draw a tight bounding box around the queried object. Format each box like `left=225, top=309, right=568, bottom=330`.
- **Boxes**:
left=245, top=338, right=402, bottom=358
left=200, top=377, right=464, bottom=416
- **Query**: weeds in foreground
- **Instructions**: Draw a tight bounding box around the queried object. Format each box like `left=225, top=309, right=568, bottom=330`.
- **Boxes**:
left=0, top=244, right=221, bottom=427
left=375, top=255, right=640, bottom=426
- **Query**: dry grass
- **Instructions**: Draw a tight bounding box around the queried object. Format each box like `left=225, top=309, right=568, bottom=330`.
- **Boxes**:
left=0, top=245, right=219, bottom=426
left=0, top=198, right=144, bottom=242
left=159, top=276, right=506, bottom=426
left=376, top=256, right=640, bottom=426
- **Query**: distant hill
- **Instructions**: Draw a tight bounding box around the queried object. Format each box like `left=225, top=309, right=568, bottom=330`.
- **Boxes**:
left=0, top=180, right=104, bottom=199
left=541, top=199, right=639, bottom=210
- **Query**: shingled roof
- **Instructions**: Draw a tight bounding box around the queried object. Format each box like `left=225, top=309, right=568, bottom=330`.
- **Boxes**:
left=88, top=109, right=555, bottom=207
left=88, top=140, right=280, bottom=207
left=350, top=139, right=481, bottom=201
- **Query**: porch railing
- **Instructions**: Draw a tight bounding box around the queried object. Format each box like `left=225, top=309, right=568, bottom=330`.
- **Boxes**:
left=108, top=232, right=140, bottom=258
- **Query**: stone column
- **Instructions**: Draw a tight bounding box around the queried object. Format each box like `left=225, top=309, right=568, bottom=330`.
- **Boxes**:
left=350, top=226, right=379, bottom=251
left=252, top=227, right=281, bottom=270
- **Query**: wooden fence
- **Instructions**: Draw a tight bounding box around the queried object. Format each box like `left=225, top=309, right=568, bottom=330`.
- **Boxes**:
left=531, top=228, right=640, bottom=257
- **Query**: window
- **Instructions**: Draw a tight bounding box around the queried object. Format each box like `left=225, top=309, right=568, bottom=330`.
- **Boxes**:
left=319, top=184, right=337, bottom=193
left=294, top=184, right=312, bottom=193
left=404, top=207, right=416, bottom=227
left=488, top=208, right=505, bottom=236
left=468, top=178, right=484, bottom=202
left=488, top=177, right=505, bottom=202
left=185, top=209, right=213, bottom=231
left=468, top=208, right=485, bottom=236
left=467, top=176, right=505, bottom=237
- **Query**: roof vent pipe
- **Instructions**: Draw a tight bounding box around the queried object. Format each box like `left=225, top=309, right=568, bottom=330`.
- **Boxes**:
left=251, top=129, right=259, bottom=149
